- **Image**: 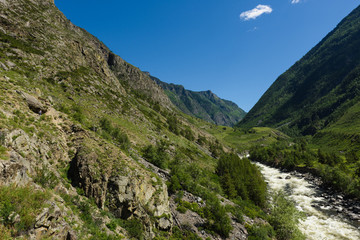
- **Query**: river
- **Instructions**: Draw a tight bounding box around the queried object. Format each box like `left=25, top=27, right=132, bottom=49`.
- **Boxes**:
left=255, top=162, right=360, bottom=240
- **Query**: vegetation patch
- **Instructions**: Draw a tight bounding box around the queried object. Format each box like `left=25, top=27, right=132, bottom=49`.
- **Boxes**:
left=269, top=191, right=305, bottom=240
left=142, top=141, right=170, bottom=169
left=0, top=185, right=49, bottom=235
left=250, top=140, right=360, bottom=198
left=100, top=117, right=131, bottom=151
left=216, top=153, right=267, bottom=207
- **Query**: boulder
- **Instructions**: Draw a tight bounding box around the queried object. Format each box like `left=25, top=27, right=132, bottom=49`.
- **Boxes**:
left=17, top=90, right=48, bottom=114
left=158, top=217, right=171, bottom=230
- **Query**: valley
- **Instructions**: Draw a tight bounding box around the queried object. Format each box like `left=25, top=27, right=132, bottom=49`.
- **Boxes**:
left=1, top=0, right=360, bottom=239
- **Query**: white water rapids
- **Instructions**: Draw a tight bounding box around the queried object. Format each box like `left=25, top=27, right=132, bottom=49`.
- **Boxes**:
left=255, top=162, right=360, bottom=240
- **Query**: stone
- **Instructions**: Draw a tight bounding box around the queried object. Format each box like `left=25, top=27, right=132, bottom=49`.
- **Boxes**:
left=35, top=203, right=62, bottom=229
left=9, top=212, right=20, bottom=225
left=66, top=230, right=77, bottom=240
left=5, top=60, right=16, bottom=68
left=0, top=62, right=8, bottom=71
left=158, top=217, right=171, bottom=230
left=17, top=90, right=48, bottom=114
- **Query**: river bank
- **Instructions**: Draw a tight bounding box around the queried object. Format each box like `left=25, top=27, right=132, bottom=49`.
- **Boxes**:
left=255, top=162, right=360, bottom=240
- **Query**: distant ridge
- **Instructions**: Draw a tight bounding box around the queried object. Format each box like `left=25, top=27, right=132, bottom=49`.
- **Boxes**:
left=151, top=74, right=246, bottom=126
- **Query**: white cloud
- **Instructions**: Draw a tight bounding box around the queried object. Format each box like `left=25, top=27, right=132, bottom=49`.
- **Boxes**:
left=240, top=5, right=273, bottom=21
left=291, top=0, right=301, bottom=4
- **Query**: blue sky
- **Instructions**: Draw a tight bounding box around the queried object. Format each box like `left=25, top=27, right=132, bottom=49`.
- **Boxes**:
left=55, top=0, right=360, bottom=112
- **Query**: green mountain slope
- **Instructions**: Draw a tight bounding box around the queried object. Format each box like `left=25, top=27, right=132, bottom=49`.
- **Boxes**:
left=0, top=0, right=273, bottom=239
left=152, top=75, right=246, bottom=126
left=239, top=5, right=360, bottom=137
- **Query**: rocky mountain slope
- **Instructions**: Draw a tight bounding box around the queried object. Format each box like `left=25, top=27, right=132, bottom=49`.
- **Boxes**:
left=238, top=4, right=360, bottom=140
left=152, top=75, right=246, bottom=126
left=0, top=0, right=271, bottom=239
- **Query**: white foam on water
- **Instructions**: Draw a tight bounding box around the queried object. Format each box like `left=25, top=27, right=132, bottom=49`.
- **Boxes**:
left=255, top=162, right=360, bottom=240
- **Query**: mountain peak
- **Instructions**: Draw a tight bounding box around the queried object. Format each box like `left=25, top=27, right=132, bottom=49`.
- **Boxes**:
left=152, top=76, right=246, bottom=126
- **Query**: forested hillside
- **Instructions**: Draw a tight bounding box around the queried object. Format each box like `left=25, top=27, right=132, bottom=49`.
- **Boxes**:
left=239, top=5, right=360, bottom=142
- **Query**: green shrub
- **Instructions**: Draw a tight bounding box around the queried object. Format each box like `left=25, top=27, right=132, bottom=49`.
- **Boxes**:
left=0, top=32, right=45, bottom=55
left=181, top=127, right=195, bottom=141
left=168, top=175, right=181, bottom=193
left=204, top=197, right=232, bottom=237
left=100, top=117, right=130, bottom=151
left=216, top=153, right=267, bottom=207
left=167, top=226, right=202, bottom=240
left=108, top=218, right=144, bottom=239
left=0, top=146, right=8, bottom=160
left=33, top=165, right=59, bottom=189
left=269, top=191, right=305, bottom=240
left=167, top=115, right=179, bottom=135
left=142, top=142, right=169, bottom=169
left=247, top=223, right=275, bottom=240
left=176, top=205, right=187, bottom=214
left=226, top=205, right=244, bottom=224
left=0, top=185, right=49, bottom=233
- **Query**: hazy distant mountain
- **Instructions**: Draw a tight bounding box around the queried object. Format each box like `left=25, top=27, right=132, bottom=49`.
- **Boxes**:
left=151, top=75, right=246, bottom=126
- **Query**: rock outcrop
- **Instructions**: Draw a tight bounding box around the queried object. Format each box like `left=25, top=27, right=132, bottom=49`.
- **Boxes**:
left=67, top=139, right=172, bottom=237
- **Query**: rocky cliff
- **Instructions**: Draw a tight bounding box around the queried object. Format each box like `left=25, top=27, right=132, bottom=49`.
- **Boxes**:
left=0, top=0, right=265, bottom=239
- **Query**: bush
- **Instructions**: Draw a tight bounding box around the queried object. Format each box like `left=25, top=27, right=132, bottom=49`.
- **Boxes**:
left=33, top=165, right=59, bottom=189
left=247, top=223, right=275, bottom=240
left=216, top=153, right=267, bottom=207
left=181, top=127, right=195, bottom=141
left=176, top=205, right=187, bottom=214
left=204, top=197, right=232, bottom=237
left=0, top=185, right=49, bottom=233
left=269, top=191, right=305, bottom=240
left=226, top=205, right=244, bottom=224
left=168, top=226, right=202, bottom=240
left=142, top=142, right=169, bottom=169
left=107, top=218, right=144, bottom=239
left=167, top=115, right=180, bottom=135
left=100, top=117, right=130, bottom=151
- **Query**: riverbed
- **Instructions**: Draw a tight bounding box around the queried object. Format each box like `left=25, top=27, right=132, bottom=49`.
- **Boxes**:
left=255, top=162, right=360, bottom=240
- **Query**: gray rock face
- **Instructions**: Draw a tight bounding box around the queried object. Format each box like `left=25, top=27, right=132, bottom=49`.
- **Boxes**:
left=0, top=127, right=77, bottom=239
left=17, top=91, right=48, bottom=114
left=0, top=0, right=8, bottom=6
left=0, top=151, right=31, bottom=186
left=68, top=145, right=173, bottom=236
left=158, top=217, right=171, bottom=230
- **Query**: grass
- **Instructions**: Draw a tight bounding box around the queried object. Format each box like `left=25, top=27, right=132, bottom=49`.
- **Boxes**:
left=208, top=125, right=287, bottom=151
left=0, top=185, right=49, bottom=234
left=312, top=101, right=360, bottom=153
left=0, top=32, right=45, bottom=56
left=0, top=146, right=9, bottom=160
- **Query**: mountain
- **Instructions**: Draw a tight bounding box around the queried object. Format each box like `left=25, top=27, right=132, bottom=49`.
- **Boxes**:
left=151, top=75, right=246, bottom=126
left=0, top=0, right=270, bottom=239
left=238, top=5, right=360, bottom=139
